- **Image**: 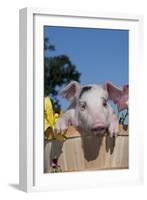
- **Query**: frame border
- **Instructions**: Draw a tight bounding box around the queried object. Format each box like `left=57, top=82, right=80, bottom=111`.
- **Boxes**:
left=19, top=7, right=144, bottom=192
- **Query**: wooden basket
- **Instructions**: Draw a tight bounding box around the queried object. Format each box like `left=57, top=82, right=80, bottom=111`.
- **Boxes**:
left=44, top=125, right=128, bottom=173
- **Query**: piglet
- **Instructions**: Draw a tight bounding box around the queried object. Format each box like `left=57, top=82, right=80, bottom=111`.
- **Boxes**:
left=56, top=81, right=128, bottom=137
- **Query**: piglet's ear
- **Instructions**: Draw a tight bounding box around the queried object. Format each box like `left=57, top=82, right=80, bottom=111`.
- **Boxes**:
left=103, top=81, right=122, bottom=104
left=59, top=81, right=81, bottom=102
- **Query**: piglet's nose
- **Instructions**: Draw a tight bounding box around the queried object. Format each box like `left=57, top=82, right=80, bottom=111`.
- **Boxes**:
left=91, top=120, right=106, bottom=134
left=93, top=120, right=105, bottom=128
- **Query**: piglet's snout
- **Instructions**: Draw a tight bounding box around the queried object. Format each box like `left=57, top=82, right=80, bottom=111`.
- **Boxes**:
left=91, top=120, right=106, bottom=134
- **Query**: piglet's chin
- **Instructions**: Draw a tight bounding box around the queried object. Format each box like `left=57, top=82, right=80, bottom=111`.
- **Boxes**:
left=91, top=126, right=106, bottom=135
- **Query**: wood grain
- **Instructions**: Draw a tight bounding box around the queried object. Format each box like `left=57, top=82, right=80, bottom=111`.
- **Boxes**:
left=44, top=125, right=128, bottom=173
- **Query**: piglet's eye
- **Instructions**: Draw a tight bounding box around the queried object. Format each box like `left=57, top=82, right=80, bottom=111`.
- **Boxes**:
left=79, top=101, right=87, bottom=111
left=103, top=99, right=107, bottom=107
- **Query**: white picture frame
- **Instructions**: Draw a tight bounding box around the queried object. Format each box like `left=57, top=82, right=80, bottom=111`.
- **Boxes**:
left=19, top=7, right=144, bottom=192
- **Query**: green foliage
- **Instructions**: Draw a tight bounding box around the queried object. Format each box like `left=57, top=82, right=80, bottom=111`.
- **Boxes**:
left=44, top=38, right=81, bottom=112
left=44, top=38, right=55, bottom=51
left=119, top=109, right=128, bottom=125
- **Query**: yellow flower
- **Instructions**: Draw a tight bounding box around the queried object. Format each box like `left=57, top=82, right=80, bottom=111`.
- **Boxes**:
left=44, top=97, right=54, bottom=131
left=44, top=96, right=66, bottom=142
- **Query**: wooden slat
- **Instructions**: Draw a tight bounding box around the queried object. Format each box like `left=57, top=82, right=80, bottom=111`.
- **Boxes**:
left=44, top=133, right=128, bottom=173
left=66, top=125, right=128, bottom=137
left=45, top=124, right=128, bottom=141
left=62, top=136, right=128, bottom=172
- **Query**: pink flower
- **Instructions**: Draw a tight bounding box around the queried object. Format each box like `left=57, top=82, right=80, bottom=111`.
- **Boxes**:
left=116, top=85, right=128, bottom=111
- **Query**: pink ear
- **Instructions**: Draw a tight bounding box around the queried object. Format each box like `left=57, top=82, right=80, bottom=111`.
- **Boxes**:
left=59, top=81, right=81, bottom=102
left=104, top=82, right=129, bottom=111
left=103, top=82, right=122, bottom=104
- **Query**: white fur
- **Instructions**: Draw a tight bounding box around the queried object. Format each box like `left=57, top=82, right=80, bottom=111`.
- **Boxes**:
left=77, top=85, right=109, bottom=130
left=56, top=84, right=119, bottom=137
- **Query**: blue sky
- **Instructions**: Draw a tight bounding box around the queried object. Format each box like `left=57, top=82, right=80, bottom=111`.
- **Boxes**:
left=44, top=26, right=128, bottom=111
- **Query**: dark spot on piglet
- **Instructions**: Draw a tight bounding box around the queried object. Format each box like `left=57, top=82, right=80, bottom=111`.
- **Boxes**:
left=79, top=86, right=92, bottom=98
